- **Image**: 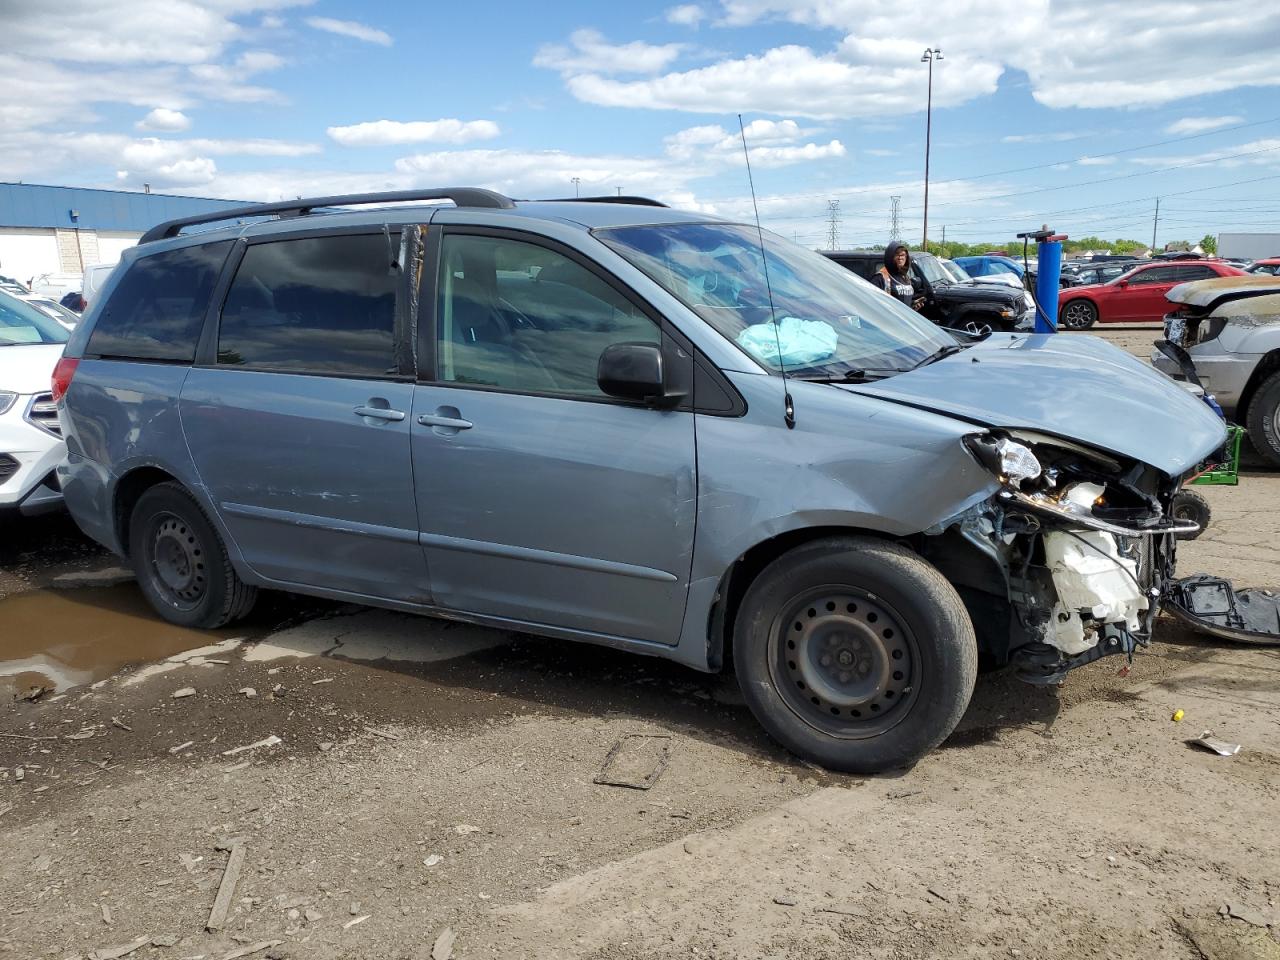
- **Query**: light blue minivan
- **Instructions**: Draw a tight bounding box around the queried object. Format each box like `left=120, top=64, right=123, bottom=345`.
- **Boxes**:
left=55, top=189, right=1223, bottom=772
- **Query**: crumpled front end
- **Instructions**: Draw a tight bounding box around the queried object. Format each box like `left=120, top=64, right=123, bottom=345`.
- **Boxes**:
left=922, top=430, right=1197, bottom=684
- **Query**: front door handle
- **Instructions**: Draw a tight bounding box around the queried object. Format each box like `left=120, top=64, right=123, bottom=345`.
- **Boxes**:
left=354, top=406, right=406, bottom=422
left=416, top=413, right=473, bottom=430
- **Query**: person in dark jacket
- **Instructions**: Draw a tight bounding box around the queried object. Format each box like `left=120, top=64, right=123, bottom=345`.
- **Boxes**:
left=875, top=241, right=924, bottom=311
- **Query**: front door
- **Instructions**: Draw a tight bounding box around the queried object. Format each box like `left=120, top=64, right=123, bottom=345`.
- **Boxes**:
left=181, top=231, right=429, bottom=603
left=410, top=229, right=697, bottom=643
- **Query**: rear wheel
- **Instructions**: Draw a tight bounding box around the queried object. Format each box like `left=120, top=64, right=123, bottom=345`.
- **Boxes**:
left=129, top=482, right=257, bottom=628
left=1245, top=371, right=1280, bottom=468
left=1060, top=299, right=1097, bottom=330
left=734, top=536, right=977, bottom=774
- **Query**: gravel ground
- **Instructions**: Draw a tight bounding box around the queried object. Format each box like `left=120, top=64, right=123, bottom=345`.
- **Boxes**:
left=2, top=327, right=1277, bottom=960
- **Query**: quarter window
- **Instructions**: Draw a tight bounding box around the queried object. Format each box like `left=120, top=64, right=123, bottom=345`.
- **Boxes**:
left=86, top=242, right=230, bottom=361
left=435, top=234, right=658, bottom=397
left=218, top=234, right=398, bottom=377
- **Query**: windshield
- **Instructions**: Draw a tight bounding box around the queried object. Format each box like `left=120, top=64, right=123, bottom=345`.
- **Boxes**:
left=988, top=260, right=1020, bottom=276
left=0, top=291, right=70, bottom=345
left=597, top=222, right=954, bottom=379
left=913, top=254, right=951, bottom=285
left=940, top=259, right=971, bottom=282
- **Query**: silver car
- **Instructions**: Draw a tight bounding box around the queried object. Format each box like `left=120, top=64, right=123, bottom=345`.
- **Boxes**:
left=56, top=189, right=1222, bottom=773
left=1153, top=275, right=1280, bottom=466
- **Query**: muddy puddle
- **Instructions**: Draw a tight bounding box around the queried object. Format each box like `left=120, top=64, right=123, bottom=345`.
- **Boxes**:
left=0, top=582, right=241, bottom=697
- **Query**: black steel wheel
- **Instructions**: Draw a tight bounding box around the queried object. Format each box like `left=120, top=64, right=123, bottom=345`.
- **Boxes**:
left=1060, top=299, right=1097, bottom=330
left=735, top=536, right=977, bottom=774
left=1245, top=370, right=1280, bottom=468
left=129, top=481, right=257, bottom=628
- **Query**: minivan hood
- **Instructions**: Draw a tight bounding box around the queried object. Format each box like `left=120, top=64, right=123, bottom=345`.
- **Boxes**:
left=0, top=343, right=63, bottom=394
left=843, top=333, right=1224, bottom=476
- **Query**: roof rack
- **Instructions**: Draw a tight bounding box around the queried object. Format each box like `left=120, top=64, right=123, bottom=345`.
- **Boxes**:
left=539, top=195, right=669, bottom=208
left=138, top=187, right=515, bottom=244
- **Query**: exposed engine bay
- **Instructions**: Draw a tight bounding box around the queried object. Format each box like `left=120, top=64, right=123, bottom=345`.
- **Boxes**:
left=922, top=430, right=1201, bottom=684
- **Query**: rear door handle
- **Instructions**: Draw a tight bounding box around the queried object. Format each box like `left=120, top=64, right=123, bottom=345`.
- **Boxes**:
left=416, top=414, right=473, bottom=430
left=354, top=406, right=406, bottom=421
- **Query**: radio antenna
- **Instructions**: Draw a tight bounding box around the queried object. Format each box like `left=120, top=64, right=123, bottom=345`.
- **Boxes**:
left=738, top=114, right=794, bottom=429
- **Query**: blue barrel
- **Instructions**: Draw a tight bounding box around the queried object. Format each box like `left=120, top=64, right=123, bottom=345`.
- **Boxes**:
left=1035, top=239, right=1062, bottom=333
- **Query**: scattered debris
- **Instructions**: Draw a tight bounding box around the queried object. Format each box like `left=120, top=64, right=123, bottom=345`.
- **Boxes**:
left=87, top=937, right=148, bottom=960
left=593, top=734, right=672, bottom=790
left=221, top=735, right=282, bottom=757
left=454, top=824, right=481, bottom=836
left=1172, top=709, right=1185, bottom=722
left=816, top=905, right=866, bottom=918
left=0, top=802, right=13, bottom=819
left=423, top=855, right=443, bottom=867
left=14, top=767, right=24, bottom=782
left=887, top=789, right=923, bottom=800
left=171, top=687, right=197, bottom=699
left=219, top=940, right=283, bottom=960
left=150, top=935, right=179, bottom=947
left=64, top=729, right=97, bottom=741
left=431, top=926, right=456, bottom=960
left=365, top=727, right=400, bottom=741
left=927, top=887, right=952, bottom=903
left=16, top=685, right=52, bottom=702
left=100, top=903, right=112, bottom=924
left=311, top=678, right=333, bottom=685
left=0, top=732, right=57, bottom=741
left=318, top=742, right=334, bottom=752
left=1228, top=904, right=1272, bottom=927
left=343, top=915, right=370, bottom=930
left=773, top=896, right=797, bottom=907
left=1189, top=732, right=1242, bottom=756
left=304, top=907, right=323, bottom=924
left=207, top=840, right=246, bottom=932
left=238, top=688, right=257, bottom=699
left=31, top=853, right=52, bottom=872
left=169, top=742, right=194, bottom=754
left=349, top=902, right=361, bottom=915
left=180, top=853, right=204, bottom=873
left=111, top=717, right=132, bottom=732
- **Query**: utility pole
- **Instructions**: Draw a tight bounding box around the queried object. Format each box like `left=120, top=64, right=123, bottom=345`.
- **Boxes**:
left=941, top=224, right=946, bottom=246
left=826, top=200, right=841, bottom=250
left=572, top=177, right=581, bottom=197
left=890, top=195, right=902, bottom=242
left=921, top=47, right=943, bottom=250
left=1151, top=197, right=1160, bottom=253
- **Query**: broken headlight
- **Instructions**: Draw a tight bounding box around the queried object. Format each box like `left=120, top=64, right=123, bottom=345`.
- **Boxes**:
left=965, top=434, right=1042, bottom=486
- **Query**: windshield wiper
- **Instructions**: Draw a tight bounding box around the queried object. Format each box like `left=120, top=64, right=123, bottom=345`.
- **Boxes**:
left=908, top=342, right=965, bottom=370
left=799, top=367, right=901, bottom=384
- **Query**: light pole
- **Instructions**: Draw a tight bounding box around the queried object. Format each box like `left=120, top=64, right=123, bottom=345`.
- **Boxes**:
left=572, top=177, right=581, bottom=197
left=921, top=47, right=943, bottom=250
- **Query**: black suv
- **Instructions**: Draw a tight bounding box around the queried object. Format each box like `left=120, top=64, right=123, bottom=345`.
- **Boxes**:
left=825, top=250, right=1029, bottom=332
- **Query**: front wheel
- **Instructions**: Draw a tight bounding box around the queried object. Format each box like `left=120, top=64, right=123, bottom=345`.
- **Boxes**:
left=129, top=482, right=257, bottom=628
left=1060, top=299, right=1097, bottom=330
left=1245, top=370, right=1280, bottom=468
left=734, top=536, right=977, bottom=774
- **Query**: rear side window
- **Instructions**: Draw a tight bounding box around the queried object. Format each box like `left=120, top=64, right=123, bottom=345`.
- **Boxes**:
left=217, top=234, right=397, bottom=378
left=86, top=241, right=230, bottom=361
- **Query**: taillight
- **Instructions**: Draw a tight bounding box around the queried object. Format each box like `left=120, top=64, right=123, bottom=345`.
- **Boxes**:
left=51, top=357, right=79, bottom=403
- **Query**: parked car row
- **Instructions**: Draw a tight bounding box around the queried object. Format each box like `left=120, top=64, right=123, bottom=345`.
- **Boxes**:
left=1058, top=259, right=1246, bottom=328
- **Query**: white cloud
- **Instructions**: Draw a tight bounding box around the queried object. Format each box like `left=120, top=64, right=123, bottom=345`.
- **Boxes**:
left=1001, top=131, right=1091, bottom=144
left=327, top=119, right=502, bottom=147
left=534, top=29, right=685, bottom=76
left=662, top=119, right=843, bottom=167
left=864, top=148, right=897, bottom=157
left=546, top=1, right=1280, bottom=117
left=666, top=5, right=706, bottom=25
left=1127, top=137, right=1280, bottom=169
left=305, top=17, right=392, bottom=46
left=1165, top=115, right=1243, bottom=136
left=136, top=107, right=191, bottom=132
left=1076, top=156, right=1115, bottom=166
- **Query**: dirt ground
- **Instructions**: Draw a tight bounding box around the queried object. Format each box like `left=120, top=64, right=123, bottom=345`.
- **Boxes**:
left=2, top=328, right=1278, bottom=960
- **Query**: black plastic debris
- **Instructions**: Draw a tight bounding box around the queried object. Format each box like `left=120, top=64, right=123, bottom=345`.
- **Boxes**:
left=1164, top=575, right=1280, bottom=645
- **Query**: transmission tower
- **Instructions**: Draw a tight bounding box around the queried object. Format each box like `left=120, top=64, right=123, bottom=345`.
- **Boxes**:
left=826, top=200, right=841, bottom=250
left=889, top=196, right=902, bottom=242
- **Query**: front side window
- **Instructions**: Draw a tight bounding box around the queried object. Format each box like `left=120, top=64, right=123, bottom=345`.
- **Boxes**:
left=1176, top=265, right=1217, bottom=280
left=86, top=242, right=230, bottom=361
left=599, top=222, right=953, bottom=379
left=218, top=234, right=398, bottom=377
left=1125, top=266, right=1173, bottom=285
left=435, top=233, right=658, bottom=397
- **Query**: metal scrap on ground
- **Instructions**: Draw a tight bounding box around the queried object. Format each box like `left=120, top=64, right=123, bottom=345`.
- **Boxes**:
left=207, top=839, right=246, bottom=932
left=1189, top=732, right=1242, bottom=756
left=593, top=734, right=673, bottom=790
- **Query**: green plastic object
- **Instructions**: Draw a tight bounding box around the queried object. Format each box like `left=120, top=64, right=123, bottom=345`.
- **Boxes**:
left=1190, top=425, right=1243, bottom=486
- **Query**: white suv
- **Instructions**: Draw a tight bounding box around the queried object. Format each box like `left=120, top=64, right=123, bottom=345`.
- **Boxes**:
left=0, top=290, right=67, bottom=516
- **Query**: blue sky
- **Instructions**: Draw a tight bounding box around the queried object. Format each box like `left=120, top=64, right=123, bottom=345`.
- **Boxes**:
left=3, top=0, right=1280, bottom=248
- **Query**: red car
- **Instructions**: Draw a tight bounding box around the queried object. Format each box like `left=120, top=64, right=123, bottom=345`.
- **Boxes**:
left=1246, top=257, right=1280, bottom=276
left=1057, top=260, right=1245, bottom=329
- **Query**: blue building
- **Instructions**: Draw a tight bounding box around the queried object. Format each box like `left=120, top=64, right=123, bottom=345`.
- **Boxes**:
left=0, top=182, right=247, bottom=286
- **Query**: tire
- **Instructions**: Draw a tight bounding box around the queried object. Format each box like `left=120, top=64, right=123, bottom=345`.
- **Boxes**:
left=1170, top=489, right=1211, bottom=540
left=128, top=481, right=257, bottom=628
left=734, top=536, right=977, bottom=774
left=1060, top=299, right=1097, bottom=330
left=1245, top=370, right=1280, bottom=468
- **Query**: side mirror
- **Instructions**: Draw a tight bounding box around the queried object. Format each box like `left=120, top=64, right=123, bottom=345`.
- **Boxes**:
left=597, top=342, right=670, bottom=404
left=1117, top=279, right=1129, bottom=288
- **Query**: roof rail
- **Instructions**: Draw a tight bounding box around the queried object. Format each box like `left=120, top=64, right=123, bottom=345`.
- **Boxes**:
left=138, top=187, right=515, bottom=244
left=539, top=195, right=669, bottom=208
